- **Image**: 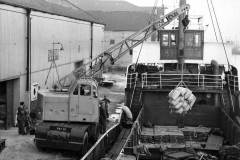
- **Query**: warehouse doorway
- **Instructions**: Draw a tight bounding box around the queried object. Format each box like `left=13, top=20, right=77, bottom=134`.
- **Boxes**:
left=0, top=79, right=20, bottom=129
left=0, top=82, right=7, bottom=129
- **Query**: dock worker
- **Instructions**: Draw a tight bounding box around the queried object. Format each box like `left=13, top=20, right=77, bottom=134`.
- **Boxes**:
left=17, top=102, right=26, bottom=135
left=101, top=95, right=110, bottom=118
left=24, top=106, right=30, bottom=134
left=99, top=101, right=107, bottom=133
left=120, top=105, right=133, bottom=128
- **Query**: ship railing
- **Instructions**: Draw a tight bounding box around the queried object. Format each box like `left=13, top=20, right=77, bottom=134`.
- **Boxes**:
left=118, top=107, right=144, bottom=159
left=227, top=75, right=239, bottom=93
left=141, top=73, right=224, bottom=90
left=81, top=122, right=121, bottom=160
left=126, top=73, right=138, bottom=88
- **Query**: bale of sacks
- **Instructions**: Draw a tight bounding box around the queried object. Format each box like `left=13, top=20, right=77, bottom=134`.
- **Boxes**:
left=168, top=87, right=196, bottom=114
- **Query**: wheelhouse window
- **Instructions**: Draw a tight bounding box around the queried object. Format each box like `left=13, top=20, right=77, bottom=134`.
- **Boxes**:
left=110, top=39, right=115, bottom=45
left=194, top=33, right=201, bottom=47
left=185, top=33, right=194, bottom=47
left=185, top=32, right=202, bottom=47
left=170, top=34, right=176, bottom=46
left=162, top=34, right=169, bottom=46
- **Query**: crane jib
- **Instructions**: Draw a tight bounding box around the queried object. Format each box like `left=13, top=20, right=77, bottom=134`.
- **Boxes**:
left=165, top=5, right=190, bottom=23
left=58, top=4, right=190, bottom=91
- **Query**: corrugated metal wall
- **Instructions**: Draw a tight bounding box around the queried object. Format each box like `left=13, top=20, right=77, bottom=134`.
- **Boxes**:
left=93, top=23, right=104, bottom=59
left=30, top=11, right=91, bottom=88
left=0, top=4, right=27, bottom=81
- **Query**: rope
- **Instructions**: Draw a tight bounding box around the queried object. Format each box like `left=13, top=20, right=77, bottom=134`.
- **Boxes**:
left=209, top=0, right=235, bottom=114
left=134, top=43, right=144, bottom=72
left=135, top=0, right=159, bottom=71
left=209, top=0, right=231, bottom=69
left=206, top=0, right=218, bottom=42
left=129, top=74, right=139, bottom=109
left=176, top=63, right=188, bottom=88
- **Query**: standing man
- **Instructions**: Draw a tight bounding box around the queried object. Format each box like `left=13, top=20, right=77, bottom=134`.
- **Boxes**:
left=101, top=95, right=110, bottom=118
left=99, top=101, right=107, bottom=134
left=17, top=102, right=26, bottom=135
left=24, top=105, right=30, bottom=134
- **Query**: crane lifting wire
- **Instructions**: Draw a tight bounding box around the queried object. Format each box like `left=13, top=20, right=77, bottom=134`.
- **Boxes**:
left=167, top=0, right=196, bottom=115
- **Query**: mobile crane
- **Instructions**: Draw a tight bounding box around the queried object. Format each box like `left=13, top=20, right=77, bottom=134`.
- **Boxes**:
left=34, top=4, right=190, bottom=155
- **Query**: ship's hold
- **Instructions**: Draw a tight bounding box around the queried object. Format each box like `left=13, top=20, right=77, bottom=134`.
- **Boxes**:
left=168, top=87, right=196, bottom=114
left=219, top=143, right=240, bottom=160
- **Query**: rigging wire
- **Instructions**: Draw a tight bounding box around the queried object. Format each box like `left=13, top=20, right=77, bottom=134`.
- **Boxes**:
left=209, top=0, right=231, bottom=69
left=209, top=0, right=235, bottom=114
left=134, top=0, right=159, bottom=69
left=206, top=0, right=218, bottom=42
left=130, top=0, right=159, bottom=109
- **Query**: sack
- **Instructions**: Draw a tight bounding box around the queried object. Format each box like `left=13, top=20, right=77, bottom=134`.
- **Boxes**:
left=169, top=89, right=182, bottom=100
left=175, top=107, right=184, bottom=114
left=188, top=94, right=196, bottom=107
left=183, top=104, right=191, bottom=112
left=174, top=102, right=183, bottom=109
left=184, top=89, right=192, bottom=99
left=169, top=96, right=184, bottom=106
left=168, top=87, right=196, bottom=114
left=177, top=87, right=187, bottom=95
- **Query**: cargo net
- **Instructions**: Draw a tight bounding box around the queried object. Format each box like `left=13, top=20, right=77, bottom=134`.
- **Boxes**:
left=168, top=86, right=196, bottom=114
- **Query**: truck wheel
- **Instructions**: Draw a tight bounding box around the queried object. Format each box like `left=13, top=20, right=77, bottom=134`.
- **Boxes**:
left=82, top=132, right=89, bottom=155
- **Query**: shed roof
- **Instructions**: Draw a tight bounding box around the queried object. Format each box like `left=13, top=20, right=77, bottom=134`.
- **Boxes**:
left=89, top=11, right=150, bottom=31
left=0, top=0, right=103, bottom=24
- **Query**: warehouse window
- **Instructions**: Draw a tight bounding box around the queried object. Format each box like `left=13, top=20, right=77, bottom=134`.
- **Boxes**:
left=78, top=45, right=81, bottom=53
left=110, top=39, right=115, bottom=45
left=129, top=49, right=133, bottom=55
left=74, top=60, right=83, bottom=69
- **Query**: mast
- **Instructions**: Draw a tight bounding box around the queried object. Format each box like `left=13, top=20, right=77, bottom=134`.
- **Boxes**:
left=178, top=0, right=186, bottom=67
